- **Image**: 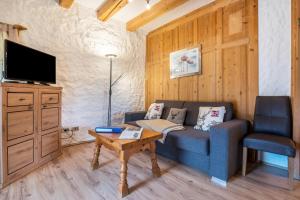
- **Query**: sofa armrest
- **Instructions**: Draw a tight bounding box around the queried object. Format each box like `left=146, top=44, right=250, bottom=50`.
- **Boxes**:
left=209, top=119, right=249, bottom=182
left=124, top=111, right=147, bottom=123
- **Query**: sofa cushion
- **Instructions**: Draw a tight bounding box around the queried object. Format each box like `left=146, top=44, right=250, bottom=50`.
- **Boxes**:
left=167, top=108, right=187, bottom=124
left=244, top=133, right=296, bottom=157
left=145, top=103, right=164, bottom=119
left=155, top=100, right=184, bottom=119
left=164, top=126, right=210, bottom=155
left=194, top=106, right=226, bottom=131
left=183, top=101, right=233, bottom=126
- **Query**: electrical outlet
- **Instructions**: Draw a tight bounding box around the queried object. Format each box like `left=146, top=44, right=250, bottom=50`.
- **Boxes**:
left=71, top=126, right=79, bottom=132
left=63, top=128, right=70, bottom=132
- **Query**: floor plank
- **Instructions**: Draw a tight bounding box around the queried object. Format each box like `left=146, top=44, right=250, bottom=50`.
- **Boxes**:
left=1, top=143, right=300, bottom=200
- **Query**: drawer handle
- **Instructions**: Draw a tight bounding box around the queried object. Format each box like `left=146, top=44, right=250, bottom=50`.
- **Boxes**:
left=49, top=97, right=54, bottom=100
left=19, top=98, right=25, bottom=101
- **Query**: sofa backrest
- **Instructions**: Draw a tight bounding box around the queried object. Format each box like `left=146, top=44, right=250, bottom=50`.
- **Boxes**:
left=155, top=100, right=184, bottom=119
left=155, top=100, right=234, bottom=126
left=253, top=96, right=292, bottom=138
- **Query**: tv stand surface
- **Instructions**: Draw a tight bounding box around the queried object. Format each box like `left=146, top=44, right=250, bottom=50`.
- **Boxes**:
left=3, top=81, right=51, bottom=86
left=3, top=80, right=21, bottom=84
left=0, top=82, right=62, bottom=90
left=39, top=82, right=50, bottom=86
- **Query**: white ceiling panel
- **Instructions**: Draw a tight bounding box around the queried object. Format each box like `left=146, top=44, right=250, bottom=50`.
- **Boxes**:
left=113, top=0, right=160, bottom=23
left=76, top=0, right=106, bottom=10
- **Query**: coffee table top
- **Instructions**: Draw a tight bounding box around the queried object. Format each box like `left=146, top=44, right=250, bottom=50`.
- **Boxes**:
left=88, top=126, right=162, bottom=151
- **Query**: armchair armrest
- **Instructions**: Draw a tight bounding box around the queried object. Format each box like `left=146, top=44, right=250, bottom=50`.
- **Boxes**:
left=124, top=111, right=147, bottom=123
left=209, top=119, right=249, bottom=182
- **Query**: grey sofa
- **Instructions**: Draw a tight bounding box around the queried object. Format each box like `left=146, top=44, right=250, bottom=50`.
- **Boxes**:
left=124, top=100, right=249, bottom=184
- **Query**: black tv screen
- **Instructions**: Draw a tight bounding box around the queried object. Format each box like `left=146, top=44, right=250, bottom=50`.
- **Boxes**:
left=4, top=40, right=56, bottom=84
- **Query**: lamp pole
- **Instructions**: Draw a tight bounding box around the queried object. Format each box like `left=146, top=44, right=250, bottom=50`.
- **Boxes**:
left=105, top=54, right=117, bottom=127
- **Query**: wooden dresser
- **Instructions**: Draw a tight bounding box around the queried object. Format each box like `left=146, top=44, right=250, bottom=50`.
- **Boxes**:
left=0, top=83, right=62, bottom=187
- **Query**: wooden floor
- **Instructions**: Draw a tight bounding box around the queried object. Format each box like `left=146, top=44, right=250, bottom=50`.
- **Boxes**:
left=1, top=143, right=300, bottom=200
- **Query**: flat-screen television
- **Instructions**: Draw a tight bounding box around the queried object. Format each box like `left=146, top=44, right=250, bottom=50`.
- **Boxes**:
left=4, top=40, right=56, bottom=84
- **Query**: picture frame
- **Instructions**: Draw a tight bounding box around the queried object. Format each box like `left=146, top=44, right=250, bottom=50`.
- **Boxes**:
left=169, top=46, right=201, bottom=79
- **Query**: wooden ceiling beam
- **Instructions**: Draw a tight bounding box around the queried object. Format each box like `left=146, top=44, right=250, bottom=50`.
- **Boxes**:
left=127, top=0, right=188, bottom=32
left=97, top=0, right=129, bottom=21
left=59, top=0, right=74, bottom=9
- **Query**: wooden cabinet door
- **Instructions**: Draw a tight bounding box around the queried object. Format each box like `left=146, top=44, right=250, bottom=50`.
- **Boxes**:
left=7, top=140, right=34, bottom=174
left=41, top=131, right=59, bottom=157
left=7, top=110, right=34, bottom=140
left=41, top=108, right=59, bottom=131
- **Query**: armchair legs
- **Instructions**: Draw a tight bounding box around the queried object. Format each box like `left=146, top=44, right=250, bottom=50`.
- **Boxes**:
left=242, top=147, right=294, bottom=190
left=288, top=157, right=294, bottom=190
left=242, top=147, right=247, bottom=176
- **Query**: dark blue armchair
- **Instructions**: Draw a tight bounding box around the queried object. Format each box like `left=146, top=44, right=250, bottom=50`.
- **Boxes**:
left=242, top=96, right=296, bottom=190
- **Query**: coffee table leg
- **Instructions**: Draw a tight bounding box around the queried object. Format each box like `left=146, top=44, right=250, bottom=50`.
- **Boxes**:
left=91, top=142, right=101, bottom=170
left=119, top=151, right=129, bottom=197
left=150, top=142, right=161, bottom=177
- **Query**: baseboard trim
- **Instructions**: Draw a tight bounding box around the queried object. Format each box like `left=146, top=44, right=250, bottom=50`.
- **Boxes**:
left=211, top=176, right=227, bottom=187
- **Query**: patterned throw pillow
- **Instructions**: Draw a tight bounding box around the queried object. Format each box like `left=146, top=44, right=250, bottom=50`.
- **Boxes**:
left=167, top=108, right=187, bottom=125
left=144, top=103, right=164, bottom=120
left=194, top=107, right=226, bottom=131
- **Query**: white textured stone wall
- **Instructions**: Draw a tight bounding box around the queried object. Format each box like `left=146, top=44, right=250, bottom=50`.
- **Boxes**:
left=0, top=0, right=146, bottom=143
left=259, top=0, right=291, bottom=168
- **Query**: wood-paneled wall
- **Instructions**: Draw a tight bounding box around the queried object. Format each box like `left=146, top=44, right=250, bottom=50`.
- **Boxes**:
left=145, top=0, right=258, bottom=120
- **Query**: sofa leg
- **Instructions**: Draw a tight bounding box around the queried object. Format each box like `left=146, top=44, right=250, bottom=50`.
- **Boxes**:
left=242, top=147, right=247, bottom=176
left=288, top=157, right=294, bottom=190
left=211, top=177, right=227, bottom=187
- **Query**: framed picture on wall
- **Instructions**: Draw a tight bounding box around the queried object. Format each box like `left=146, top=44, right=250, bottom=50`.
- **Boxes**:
left=170, top=46, right=201, bottom=79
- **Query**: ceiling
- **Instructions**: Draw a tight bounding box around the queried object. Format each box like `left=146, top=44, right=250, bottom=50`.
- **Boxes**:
left=75, top=0, right=214, bottom=33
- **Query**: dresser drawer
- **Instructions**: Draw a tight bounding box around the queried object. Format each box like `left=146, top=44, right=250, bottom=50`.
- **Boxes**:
left=41, top=108, right=59, bottom=131
left=41, top=93, right=59, bottom=105
left=7, top=92, right=34, bottom=107
left=41, top=131, right=59, bottom=157
left=7, top=140, right=34, bottom=174
left=7, top=111, right=34, bottom=141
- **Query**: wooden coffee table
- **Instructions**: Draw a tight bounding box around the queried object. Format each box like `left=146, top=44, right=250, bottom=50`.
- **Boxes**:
left=88, top=127, right=163, bottom=197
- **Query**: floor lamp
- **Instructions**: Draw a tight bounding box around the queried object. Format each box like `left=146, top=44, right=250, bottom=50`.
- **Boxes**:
left=105, top=54, right=116, bottom=127
left=105, top=54, right=125, bottom=127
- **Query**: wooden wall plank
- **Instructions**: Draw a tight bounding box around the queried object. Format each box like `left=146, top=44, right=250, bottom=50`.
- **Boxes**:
left=291, top=0, right=300, bottom=178
left=198, top=51, right=217, bottom=101
left=222, top=45, right=248, bottom=118
left=244, top=0, right=258, bottom=121
left=178, top=21, right=198, bottom=101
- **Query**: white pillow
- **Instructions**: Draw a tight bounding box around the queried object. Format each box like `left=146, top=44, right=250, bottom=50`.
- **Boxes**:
left=194, top=107, right=226, bottom=131
left=145, top=103, right=164, bottom=120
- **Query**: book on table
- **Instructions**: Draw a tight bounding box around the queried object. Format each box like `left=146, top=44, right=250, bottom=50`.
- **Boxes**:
left=95, top=126, right=124, bottom=133
left=119, top=127, right=143, bottom=140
